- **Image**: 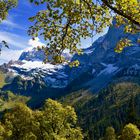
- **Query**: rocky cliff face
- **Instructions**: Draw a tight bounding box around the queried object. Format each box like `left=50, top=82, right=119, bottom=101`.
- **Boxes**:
left=19, top=48, right=45, bottom=61
left=67, top=22, right=140, bottom=92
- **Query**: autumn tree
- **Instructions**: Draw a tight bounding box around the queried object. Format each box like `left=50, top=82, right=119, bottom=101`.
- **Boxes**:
left=28, top=0, right=140, bottom=64
left=0, top=99, right=83, bottom=140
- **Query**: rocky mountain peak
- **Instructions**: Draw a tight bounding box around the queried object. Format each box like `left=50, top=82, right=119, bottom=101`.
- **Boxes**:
left=1, top=23, right=140, bottom=94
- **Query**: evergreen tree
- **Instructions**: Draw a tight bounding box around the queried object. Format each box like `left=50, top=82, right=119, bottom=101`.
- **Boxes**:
left=127, top=95, right=138, bottom=124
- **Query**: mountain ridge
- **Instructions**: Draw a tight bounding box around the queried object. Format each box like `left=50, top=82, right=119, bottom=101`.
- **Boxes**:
left=0, top=22, right=140, bottom=107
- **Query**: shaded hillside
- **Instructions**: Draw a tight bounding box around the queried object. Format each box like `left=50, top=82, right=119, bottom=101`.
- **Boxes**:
left=2, top=75, right=68, bottom=108
left=60, top=81, right=140, bottom=140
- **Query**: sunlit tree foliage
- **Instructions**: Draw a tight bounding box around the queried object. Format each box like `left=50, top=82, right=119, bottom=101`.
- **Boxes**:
left=0, top=99, right=83, bottom=140
left=29, top=0, right=140, bottom=64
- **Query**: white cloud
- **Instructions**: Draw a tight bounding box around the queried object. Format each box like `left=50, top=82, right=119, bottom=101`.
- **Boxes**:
left=0, top=31, right=29, bottom=50
left=0, top=31, right=29, bottom=64
left=1, top=19, right=24, bottom=30
left=28, top=37, right=45, bottom=48
left=0, top=32, right=46, bottom=64
left=0, top=49, right=23, bottom=65
left=25, top=37, right=45, bottom=51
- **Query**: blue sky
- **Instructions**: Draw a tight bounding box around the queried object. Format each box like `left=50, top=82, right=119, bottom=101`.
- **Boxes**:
left=0, top=0, right=108, bottom=64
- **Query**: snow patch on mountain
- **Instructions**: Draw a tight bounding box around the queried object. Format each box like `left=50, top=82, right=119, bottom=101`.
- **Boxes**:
left=84, top=48, right=95, bottom=54
left=7, top=60, right=69, bottom=88
left=98, top=64, right=119, bottom=76
left=12, top=60, right=64, bottom=71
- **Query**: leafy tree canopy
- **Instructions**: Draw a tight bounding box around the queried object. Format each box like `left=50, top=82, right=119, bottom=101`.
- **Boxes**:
left=28, top=0, right=140, bottom=64
left=0, top=99, right=83, bottom=140
left=0, top=0, right=17, bottom=22
left=120, top=123, right=140, bottom=140
left=101, top=123, right=140, bottom=140
left=0, top=0, right=140, bottom=64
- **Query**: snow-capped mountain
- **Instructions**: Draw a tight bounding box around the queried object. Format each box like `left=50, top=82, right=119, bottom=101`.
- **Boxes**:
left=68, top=21, right=140, bottom=92
left=1, top=21, right=140, bottom=101
left=9, top=61, right=68, bottom=88
left=19, top=48, right=45, bottom=61
left=19, top=48, right=72, bottom=62
left=1, top=48, right=72, bottom=89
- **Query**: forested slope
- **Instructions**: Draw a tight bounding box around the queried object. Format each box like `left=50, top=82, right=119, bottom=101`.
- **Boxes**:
left=61, top=81, right=140, bottom=139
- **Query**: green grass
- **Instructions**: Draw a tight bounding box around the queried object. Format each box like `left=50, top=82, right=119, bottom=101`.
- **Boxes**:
left=0, top=91, right=30, bottom=112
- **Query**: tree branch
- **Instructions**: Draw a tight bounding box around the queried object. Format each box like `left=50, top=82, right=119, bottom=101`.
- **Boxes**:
left=102, top=0, right=140, bottom=27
